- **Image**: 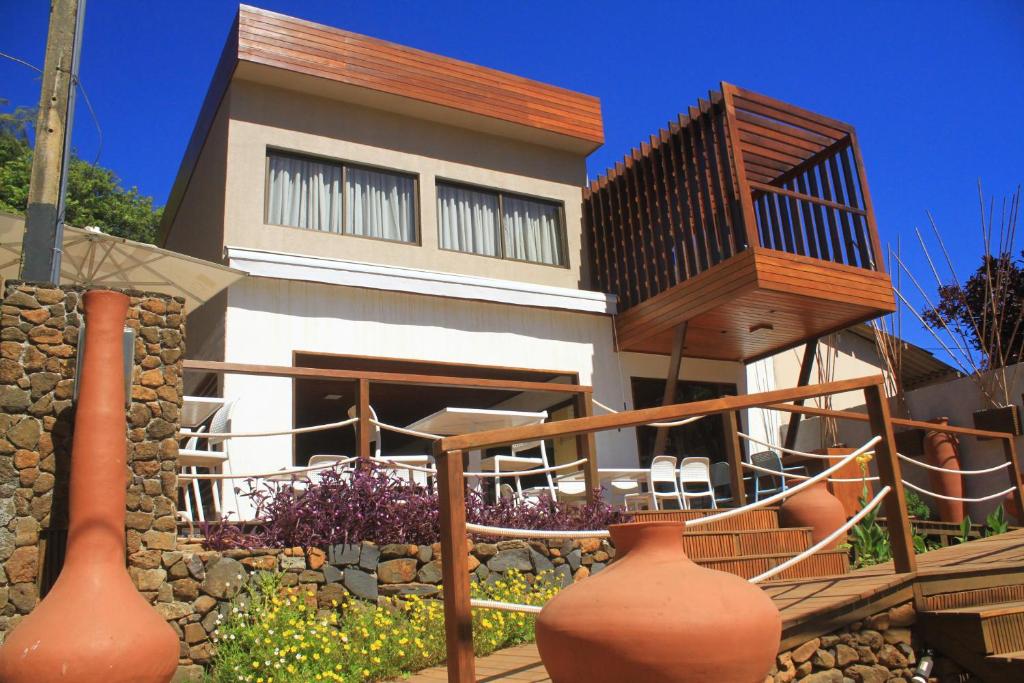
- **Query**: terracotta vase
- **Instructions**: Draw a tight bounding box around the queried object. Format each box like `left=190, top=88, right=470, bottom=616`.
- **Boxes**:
left=779, top=481, right=848, bottom=548
left=536, top=520, right=780, bottom=683
left=923, top=418, right=965, bottom=523
left=0, top=290, right=178, bottom=682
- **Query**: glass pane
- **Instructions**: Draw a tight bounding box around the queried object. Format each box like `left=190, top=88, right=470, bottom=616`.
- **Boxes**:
left=502, top=195, right=565, bottom=265
left=437, top=183, right=500, bottom=257
left=344, top=166, right=416, bottom=243
left=266, top=154, right=342, bottom=232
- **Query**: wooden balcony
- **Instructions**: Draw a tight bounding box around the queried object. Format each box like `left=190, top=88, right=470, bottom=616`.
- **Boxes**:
left=583, top=83, right=895, bottom=361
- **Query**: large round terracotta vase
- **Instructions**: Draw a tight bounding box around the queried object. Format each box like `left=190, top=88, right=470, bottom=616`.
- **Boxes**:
left=536, top=520, right=780, bottom=683
left=0, top=290, right=178, bottom=682
left=923, top=418, right=965, bottom=523
left=779, top=481, right=848, bottom=548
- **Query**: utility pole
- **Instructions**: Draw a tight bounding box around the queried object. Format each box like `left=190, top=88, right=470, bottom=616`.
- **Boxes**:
left=20, top=0, right=86, bottom=283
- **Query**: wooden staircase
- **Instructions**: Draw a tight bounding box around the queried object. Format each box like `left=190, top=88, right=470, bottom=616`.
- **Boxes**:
left=922, top=586, right=1024, bottom=682
left=634, top=507, right=851, bottom=582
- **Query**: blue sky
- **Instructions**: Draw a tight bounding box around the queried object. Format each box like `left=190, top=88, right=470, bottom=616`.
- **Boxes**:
left=1, top=1, right=1022, bottom=357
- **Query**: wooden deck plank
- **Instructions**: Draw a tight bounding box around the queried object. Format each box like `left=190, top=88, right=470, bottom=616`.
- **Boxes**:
left=403, top=530, right=1024, bottom=682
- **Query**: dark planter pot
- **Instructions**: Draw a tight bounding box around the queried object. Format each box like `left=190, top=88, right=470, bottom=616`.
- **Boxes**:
left=972, top=404, right=1022, bottom=441
left=894, top=427, right=925, bottom=457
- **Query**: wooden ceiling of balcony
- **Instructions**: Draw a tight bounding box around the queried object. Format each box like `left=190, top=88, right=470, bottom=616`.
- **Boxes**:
left=615, top=249, right=896, bottom=362
left=234, top=5, right=603, bottom=147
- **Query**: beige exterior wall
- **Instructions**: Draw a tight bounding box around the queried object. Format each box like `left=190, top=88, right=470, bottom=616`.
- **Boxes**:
left=221, top=79, right=591, bottom=290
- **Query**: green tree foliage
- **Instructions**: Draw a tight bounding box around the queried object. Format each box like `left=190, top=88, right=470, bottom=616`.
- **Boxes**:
left=0, top=99, right=162, bottom=244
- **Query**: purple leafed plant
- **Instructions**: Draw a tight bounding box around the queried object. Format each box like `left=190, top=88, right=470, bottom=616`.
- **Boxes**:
left=201, top=464, right=625, bottom=550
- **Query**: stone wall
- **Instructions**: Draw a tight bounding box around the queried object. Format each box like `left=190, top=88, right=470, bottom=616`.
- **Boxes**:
left=141, top=536, right=609, bottom=676
left=768, top=603, right=970, bottom=682
left=0, top=282, right=184, bottom=638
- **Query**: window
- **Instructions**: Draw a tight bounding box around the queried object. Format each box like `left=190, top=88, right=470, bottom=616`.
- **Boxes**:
left=266, top=152, right=417, bottom=243
left=437, top=181, right=566, bottom=266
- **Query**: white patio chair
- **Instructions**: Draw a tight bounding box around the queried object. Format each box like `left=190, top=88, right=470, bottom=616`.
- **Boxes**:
left=179, top=400, right=236, bottom=520
left=482, top=439, right=555, bottom=503
left=624, top=455, right=683, bottom=511
left=177, top=425, right=206, bottom=523
left=349, top=404, right=434, bottom=488
left=678, top=457, right=716, bottom=510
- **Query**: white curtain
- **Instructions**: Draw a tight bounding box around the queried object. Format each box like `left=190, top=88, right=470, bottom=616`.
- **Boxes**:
left=266, top=154, right=342, bottom=232
left=502, top=196, right=564, bottom=265
left=345, top=167, right=416, bottom=243
left=437, top=184, right=499, bottom=256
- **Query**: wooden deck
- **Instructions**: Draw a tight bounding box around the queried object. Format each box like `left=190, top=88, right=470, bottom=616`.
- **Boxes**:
left=404, top=530, right=1024, bottom=682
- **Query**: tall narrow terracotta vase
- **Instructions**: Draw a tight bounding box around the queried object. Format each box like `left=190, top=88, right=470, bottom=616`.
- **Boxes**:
left=536, top=520, right=780, bottom=683
left=0, top=290, right=178, bottom=682
left=923, top=418, right=965, bottom=523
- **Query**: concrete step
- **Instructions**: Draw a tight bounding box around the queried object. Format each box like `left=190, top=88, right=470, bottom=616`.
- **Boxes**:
left=682, top=528, right=814, bottom=560
left=694, top=549, right=850, bottom=582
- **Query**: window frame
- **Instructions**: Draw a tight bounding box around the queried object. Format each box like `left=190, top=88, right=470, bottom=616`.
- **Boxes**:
left=264, top=148, right=422, bottom=246
left=435, top=178, right=569, bottom=269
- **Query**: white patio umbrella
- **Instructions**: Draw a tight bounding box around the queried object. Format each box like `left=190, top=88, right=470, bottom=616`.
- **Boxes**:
left=0, top=212, right=245, bottom=310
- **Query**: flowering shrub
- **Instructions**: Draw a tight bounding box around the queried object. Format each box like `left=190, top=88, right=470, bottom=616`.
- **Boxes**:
left=204, top=465, right=625, bottom=550
left=208, top=569, right=559, bottom=682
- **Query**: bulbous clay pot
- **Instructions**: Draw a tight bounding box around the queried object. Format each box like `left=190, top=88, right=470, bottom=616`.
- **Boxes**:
left=0, top=290, right=178, bottom=683
left=779, top=481, right=848, bottom=548
left=536, top=520, right=780, bottom=683
left=923, top=418, right=965, bottom=523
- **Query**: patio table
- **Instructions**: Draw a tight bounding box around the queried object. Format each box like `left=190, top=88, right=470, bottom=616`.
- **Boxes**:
left=181, top=396, right=225, bottom=429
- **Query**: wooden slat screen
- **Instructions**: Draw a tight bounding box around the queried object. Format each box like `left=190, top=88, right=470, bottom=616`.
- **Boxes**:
left=583, top=83, right=884, bottom=313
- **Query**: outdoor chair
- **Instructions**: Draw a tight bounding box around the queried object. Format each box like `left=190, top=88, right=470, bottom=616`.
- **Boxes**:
left=749, top=450, right=789, bottom=502
left=178, top=400, right=237, bottom=520
left=177, top=425, right=207, bottom=523
left=351, top=404, right=435, bottom=488
left=624, top=455, right=683, bottom=511
left=483, top=439, right=555, bottom=503
left=678, top=457, right=716, bottom=509
left=709, top=461, right=735, bottom=506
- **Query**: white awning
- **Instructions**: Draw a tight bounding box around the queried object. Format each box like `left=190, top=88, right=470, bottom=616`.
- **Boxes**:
left=0, top=212, right=245, bottom=311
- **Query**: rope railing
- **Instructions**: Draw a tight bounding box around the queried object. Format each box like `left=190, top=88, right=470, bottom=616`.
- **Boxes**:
left=179, top=416, right=358, bottom=439
left=179, top=456, right=360, bottom=481
left=464, top=459, right=587, bottom=479
left=736, top=431, right=836, bottom=459
left=465, top=522, right=609, bottom=539
left=371, top=419, right=442, bottom=441
left=469, top=598, right=542, bottom=614
left=748, top=486, right=891, bottom=584
left=686, top=437, right=881, bottom=528
left=897, top=453, right=1013, bottom=476
left=592, top=398, right=708, bottom=429
left=901, top=480, right=1017, bottom=504
left=739, top=460, right=880, bottom=484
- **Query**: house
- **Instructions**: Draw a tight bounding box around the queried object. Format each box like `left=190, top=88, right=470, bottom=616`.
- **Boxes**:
left=161, top=5, right=899, bottom=516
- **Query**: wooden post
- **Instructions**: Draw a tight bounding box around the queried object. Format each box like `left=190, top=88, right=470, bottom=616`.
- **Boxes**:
left=863, top=382, right=917, bottom=574
left=653, top=322, right=687, bottom=457
left=432, top=444, right=474, bottom=683
left=358, top=378, right=371, bottom=464
left=1001, top=437, right=1024, bottom=520
left=722, top=410, right=747, bottom=507
left=783, top=339, right=818, bottom=452
left=575, top=392, right=599, bottom=503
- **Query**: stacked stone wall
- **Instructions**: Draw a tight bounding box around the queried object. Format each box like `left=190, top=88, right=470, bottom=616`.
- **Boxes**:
left=0, top=282, right=184, bottom=638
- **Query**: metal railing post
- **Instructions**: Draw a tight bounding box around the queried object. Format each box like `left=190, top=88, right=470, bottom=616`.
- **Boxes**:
left=432, top=443, right=475, bottom=683
left=863, top=382, right=917, bottom=574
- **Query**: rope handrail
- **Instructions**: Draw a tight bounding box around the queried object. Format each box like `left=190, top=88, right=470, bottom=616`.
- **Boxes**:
left=465, top=522, right=609, bottom=539
left=469, top=598, right=542, bottom=614
left=739, top=461, right=880, bottom=484
left=371, top=419, right=442, bottom=441
left=897, top=453, right=1013, bottom=476
left=686, top=436, right=881, bottom=528
left=592, top=398, right=707, bottom=428
left=371, top=457, right=437, bottom=475
left=179, top=456, right=360, bottom=481
left=748, top=486, right=891, bottom=584
left=464, top=459, right=587, bottom=479
left=901, top=480, right=1016, bottom=503
left=737, top=431, right=837, bottom=459
left=179, top=416, right=358, bottom=439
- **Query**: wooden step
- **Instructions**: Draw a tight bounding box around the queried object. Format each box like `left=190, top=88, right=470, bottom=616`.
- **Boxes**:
left=925, top=601, right=1024, bottom=656
left=682, top=528, right=814, bottom=559
left=923, top=609, right=1024, bottom=683
left=634, top=507, right=781, bottom=532
left=695, top=549, right=849, bottom=582
left=925, top=584, right=1024, bottom=611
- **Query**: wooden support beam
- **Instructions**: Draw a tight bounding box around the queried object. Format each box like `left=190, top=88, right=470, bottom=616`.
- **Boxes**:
left=1002, top=438, right=1024, bottom=523
left=783, top=339, right=818, bottom=452
left=433, top=444, right=474, bottom=683
left=358, top=379, right=371, bottom=464
left=653, top=323, right=687, bottom=457
left=863, top=382, right=916, bottom=575
left=722, top=410, right=747, bottom=506
left=575, top=392, right=599, bottom=503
